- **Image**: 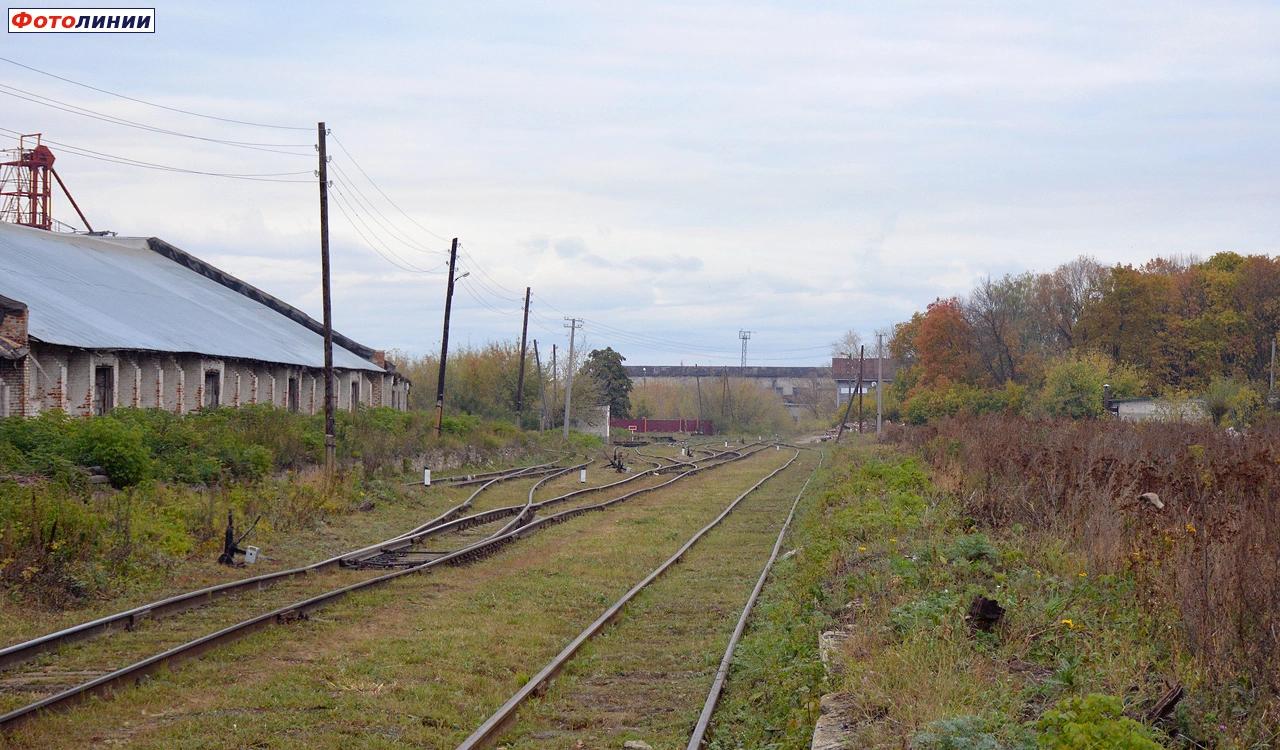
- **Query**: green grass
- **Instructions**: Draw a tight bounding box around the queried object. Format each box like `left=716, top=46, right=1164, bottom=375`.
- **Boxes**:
left=1, top=447, right=792, bottom=749
left=500, top=449, right=819, bottom=748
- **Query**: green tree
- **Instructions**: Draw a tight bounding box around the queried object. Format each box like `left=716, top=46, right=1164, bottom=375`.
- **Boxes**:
left=583, top=347, right=633, bottom=418
left=1036, top=351, right=1145, bottom=419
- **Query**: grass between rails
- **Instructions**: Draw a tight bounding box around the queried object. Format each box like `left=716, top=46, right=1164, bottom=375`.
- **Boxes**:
left=705, top=440, right=1205, bottom=749
left=3, top=446, right=792, bottom=749
left=498, top=448, right=819, bottom=749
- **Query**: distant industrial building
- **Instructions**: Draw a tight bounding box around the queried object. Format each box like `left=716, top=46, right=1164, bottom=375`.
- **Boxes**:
left=832, top=356, right=897, bottom=406
left=0, top=222, right=408, bottom=418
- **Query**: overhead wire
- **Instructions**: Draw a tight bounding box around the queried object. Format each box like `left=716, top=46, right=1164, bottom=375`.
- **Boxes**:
left=328, top=130, right=450, bottom=242
left=0, top=125, right=314, bottom=181
left=329, top=184, right=446, bottom=274
left=329, top=161, right=446, bottom=256
left=0, top=55, right=311, bottom=131
left=0, top=83, right=314, bottom=155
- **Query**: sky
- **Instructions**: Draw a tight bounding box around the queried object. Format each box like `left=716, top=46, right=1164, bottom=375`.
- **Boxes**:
left=3, top=1, right=1279, bottom=366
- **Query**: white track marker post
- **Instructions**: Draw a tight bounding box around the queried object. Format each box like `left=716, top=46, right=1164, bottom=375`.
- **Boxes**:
left=424, top=468, right=431, bottom=486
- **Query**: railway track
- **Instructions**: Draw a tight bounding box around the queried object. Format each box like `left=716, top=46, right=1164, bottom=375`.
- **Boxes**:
left=455, top=446, right=809, bottom=750
left=0, top=441, right=763, bottom=732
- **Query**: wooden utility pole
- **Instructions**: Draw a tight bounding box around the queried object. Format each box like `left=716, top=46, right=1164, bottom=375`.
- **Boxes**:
left=857, top=345, right=865, bottom=434
left=433, top=238, right=459, bottom=437
left=533, top=339, right=547, bottom=432
left=562, top=317, right=583, bottom=438
left=835, top=348, right=864, bottom=443
left=514, top=286, right=531, bottom=426
left=317, top=122, right=336, bottom=476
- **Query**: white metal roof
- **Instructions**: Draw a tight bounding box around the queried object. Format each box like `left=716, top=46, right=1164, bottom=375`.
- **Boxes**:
left=0, top=222, right=384, bottom=372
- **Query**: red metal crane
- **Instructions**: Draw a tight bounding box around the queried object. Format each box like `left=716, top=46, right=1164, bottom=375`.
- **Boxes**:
left=0, top=134, right=93, bottom=232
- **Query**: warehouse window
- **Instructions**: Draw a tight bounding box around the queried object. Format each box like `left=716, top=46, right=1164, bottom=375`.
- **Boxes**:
left=204, top=370, right=220, bottom=408
left=350, top=380, right=359, bottom=412
left=93, top=366, right=114, bottom=416
left=287, top=376, right=300, bottom=413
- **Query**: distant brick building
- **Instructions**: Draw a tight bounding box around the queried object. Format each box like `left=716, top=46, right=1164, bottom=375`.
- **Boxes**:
left=0, top=222, right=408, bottom=418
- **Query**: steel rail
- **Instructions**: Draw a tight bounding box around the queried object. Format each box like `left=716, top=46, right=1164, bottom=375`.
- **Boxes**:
left=382, top=459, right=591, bottom=545
left=685, top=448, right=825, bottom=749
left=0, top=444, right=772, bottom=732
left=455, top=448, right=801, bottom=750
left=0, top=460, right=579, bottom=672
left=403, top=459, right=562, bottom=487
left=344, top=447, right=750, bottom=568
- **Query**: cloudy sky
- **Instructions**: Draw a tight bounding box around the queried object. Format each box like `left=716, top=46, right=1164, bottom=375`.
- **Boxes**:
left=4, top=1, right=1279, bottom=366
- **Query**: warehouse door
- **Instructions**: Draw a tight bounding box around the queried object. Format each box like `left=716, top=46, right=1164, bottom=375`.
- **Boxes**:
left=204, top=370, right=220, bottom=408
left=93, top=366, right=114, bottom=416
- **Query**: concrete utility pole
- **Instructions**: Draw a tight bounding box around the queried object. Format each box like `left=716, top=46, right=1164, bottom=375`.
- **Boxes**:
left=551, top=344, right=558, bottom=426
left=316, top=122, right=336, bottom=477
left=695, top=373, right=703, bottom=433
left=876, top=332, right=884, bottom=436
left=514, top=286, right=531, bottom=426
left=562, top=317, right=583, bottom=438
left=738, top=330, right=752, bottom=368
left=433, top=238, right=460, bottom=437
left=533, top=339, right=547, bottom=432
left=857, top=345, right=865, bottom=434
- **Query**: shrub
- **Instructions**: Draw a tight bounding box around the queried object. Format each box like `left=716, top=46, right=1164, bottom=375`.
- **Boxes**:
left=1036, top=352, right=1145, bottom=419
left=1202, top=376, right=1261, bottom=427
left=70, top=418, right=152, bottom=487
left=1034, top=694, right=1160, bottom=750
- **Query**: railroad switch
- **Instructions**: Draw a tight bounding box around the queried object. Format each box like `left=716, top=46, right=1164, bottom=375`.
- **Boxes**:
left=217, top=510, right=260, bottom=566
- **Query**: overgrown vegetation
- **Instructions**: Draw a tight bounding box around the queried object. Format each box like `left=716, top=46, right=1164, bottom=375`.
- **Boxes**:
left=708, top=444, right=1267, bottom=748
left=0, top=406, right=554, bottom=605
left=899, top=415, right=1280, bottom=746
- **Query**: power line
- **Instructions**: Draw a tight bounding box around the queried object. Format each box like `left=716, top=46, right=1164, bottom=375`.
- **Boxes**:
left=329, top=185, right=447, bottom=274
left=0, top=55, right=310, bottom=131
left=329, top=163, right=446, bottom=256
left=328, top=131, right=449, bottom=242
left=0, top=83, right=314, bottom=155
left=0, top=126, right=315, bottom=181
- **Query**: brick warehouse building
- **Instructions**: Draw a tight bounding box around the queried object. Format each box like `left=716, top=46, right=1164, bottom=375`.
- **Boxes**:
left=0, top=222, right=408, bottom=418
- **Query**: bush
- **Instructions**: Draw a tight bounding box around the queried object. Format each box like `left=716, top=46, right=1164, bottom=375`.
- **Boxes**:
left=902, top=381, right=1027, bottom=425
left=1202, top=376, right=1261, bottom=427
left=1036, top=352, right=1145, bottom=419
left=1034, top=694, right=1160, bottom=750
left=70, top=418, right=152, bottom=487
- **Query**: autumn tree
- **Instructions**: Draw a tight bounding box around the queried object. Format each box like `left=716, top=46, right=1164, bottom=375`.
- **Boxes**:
left=915, top=298, right=979, bottom=385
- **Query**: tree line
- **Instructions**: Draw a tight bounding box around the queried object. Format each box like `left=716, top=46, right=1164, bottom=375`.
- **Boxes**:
left=888, top=253, right=1280, bottom=424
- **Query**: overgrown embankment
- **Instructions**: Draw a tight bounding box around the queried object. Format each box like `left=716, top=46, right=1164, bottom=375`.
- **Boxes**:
left=708, top=438, right=1271, bottom=749
left=0, top=407, right=583, bottom=606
